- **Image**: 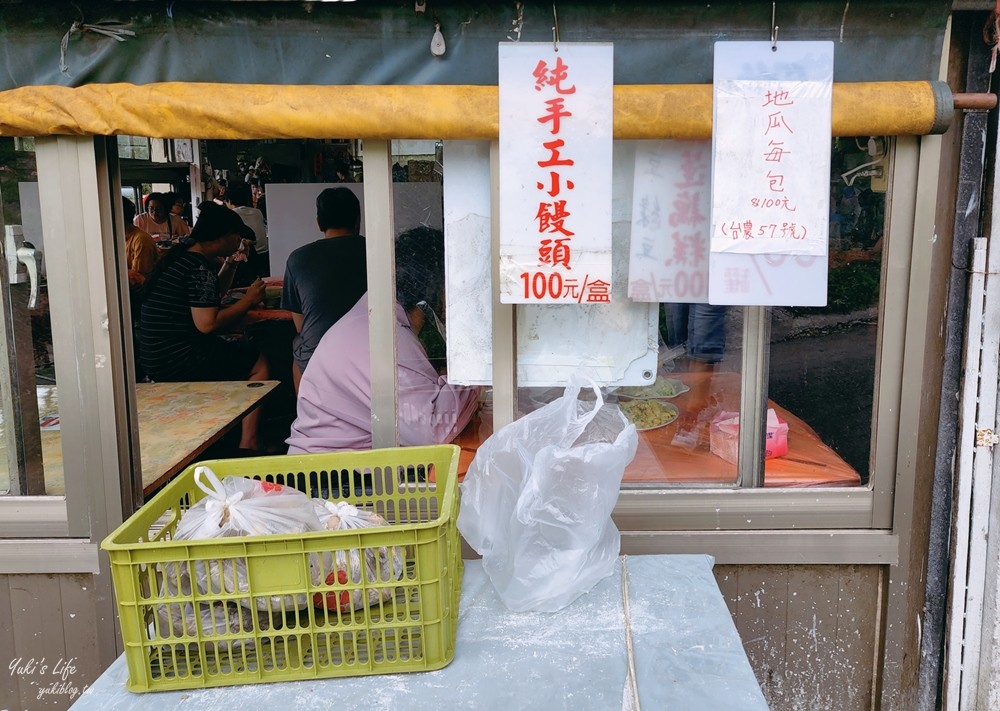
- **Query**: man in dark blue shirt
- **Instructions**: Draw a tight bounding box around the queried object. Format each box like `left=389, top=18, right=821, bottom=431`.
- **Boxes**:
left=281, top=187, right=368, bottom=392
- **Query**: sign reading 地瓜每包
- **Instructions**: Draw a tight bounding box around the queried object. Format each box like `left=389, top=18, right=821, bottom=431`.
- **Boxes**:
left=709, top=41, right=834, bottom=307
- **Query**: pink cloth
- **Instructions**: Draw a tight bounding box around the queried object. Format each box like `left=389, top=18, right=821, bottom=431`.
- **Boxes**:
left=286, top=293, right=480, bottom=453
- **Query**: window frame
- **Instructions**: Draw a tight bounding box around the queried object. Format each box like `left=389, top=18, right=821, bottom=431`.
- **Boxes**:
left=0, top=136, right=135, bottom=566
left=0, top=118, right=937, bottom=570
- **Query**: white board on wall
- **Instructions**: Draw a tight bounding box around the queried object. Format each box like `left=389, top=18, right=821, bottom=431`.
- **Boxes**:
left=444, top=140, right=658, bottom=387
left=266, top=182, right=444, bottom=279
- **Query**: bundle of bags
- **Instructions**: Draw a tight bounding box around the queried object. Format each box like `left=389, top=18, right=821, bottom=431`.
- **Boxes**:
left=156, top=467, right=404, bottom=645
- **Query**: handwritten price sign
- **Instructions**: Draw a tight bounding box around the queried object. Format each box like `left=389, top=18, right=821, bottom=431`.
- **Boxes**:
left=498, top=42, right=614, bottom=304
left=708, top=41, right=834, bottom=307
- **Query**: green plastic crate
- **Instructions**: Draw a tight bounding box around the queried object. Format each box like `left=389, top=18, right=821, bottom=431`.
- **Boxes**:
left=102, top=445, right=463, bottom=693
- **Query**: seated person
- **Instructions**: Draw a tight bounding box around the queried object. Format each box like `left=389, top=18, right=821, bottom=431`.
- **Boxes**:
left=226, top=181, right=269, bottom=277
left=281, top=187, right=368, bottom=392
left=139, top=202, right=269, bottom=450
left=134, top=192, right=192, bottom=244
left=286, top=226, right=480, bottom=453
left=121, top=196, right=158, bottom=281
left=165, top=191, right=191, bottom=227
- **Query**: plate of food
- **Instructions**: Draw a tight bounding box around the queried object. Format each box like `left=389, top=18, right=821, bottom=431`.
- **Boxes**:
left=617, top=376, right=690, bottom=400
left=619, top=399, right=680, bottom=431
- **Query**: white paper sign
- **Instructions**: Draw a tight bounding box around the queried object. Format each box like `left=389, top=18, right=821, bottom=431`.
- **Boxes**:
left=628, top=141, right=711, bottom=303
left=498, top=42, right=613, bottom=304
left=444, top=140, right=657, bottom=386
left=709, top=41, right=833, bottom=306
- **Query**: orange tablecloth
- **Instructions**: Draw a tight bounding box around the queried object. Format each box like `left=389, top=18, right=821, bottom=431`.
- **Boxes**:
left=246, top=306, right=294, bottom=325
left=454, top=371, right=861, bottom=488
left=226, top=276, right=294, bottom=326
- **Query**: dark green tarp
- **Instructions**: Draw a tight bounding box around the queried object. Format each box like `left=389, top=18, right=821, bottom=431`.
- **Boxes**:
left=0, top=1, right=950, bottom=90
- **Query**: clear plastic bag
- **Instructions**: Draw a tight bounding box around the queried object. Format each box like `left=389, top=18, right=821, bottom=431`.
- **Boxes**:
left=458, top=373, right=638, bottom=612
left=154, top=597, right=275, bottom=653
left=309, top=500, right=406, bottom=613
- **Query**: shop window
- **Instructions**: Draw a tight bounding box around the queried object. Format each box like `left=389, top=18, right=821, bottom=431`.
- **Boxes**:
left=0, top=137, right=58, bottom=496
left=114, top=134, right=890, bottom=510
left=453, top=137, right=886, bottom=492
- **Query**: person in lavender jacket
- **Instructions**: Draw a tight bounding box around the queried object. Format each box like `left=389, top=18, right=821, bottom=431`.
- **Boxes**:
left=286, top=226, right=481, bottom=453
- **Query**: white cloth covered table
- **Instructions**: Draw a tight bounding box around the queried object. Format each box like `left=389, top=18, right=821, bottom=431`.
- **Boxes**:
left=72, top=554, right=768, bottom=710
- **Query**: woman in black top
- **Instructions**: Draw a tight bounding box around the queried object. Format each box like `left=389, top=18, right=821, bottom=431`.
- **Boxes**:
left=139, top=202, right=269, bottom=450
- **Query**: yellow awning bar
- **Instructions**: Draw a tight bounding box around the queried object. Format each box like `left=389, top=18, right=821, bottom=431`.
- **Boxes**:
left=0, top=80, right=968, bottom=139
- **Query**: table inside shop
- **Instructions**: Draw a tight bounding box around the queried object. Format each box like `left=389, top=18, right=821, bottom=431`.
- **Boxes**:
left=69, top=554, right=769, bottom=711
left=0, top=380, right=279, bottom=496
left=455, top=371, right=861, bottom=488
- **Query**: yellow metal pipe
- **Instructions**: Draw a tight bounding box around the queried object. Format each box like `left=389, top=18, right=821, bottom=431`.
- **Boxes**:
left=0, top=81, right=955, bottom=139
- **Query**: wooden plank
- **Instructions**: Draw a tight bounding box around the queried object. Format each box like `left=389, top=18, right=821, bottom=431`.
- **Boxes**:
left=837, top=566, right=881, bottom=711
left=733, top=565, right=787, bottom=706
left=0, top=540, right=99, bottom=574
left=720, top=564, right=882, bottom=710
left=58, top=574, right=101, bottom=701
left=944, top=238, right=989, bottom=709
left=713, top=564, right=739, bottom=619
left=783, top=566, right=844, bottom=710
left=8, top=573, right=69, bottom=708
left=0, top=576, right=22, bottom=710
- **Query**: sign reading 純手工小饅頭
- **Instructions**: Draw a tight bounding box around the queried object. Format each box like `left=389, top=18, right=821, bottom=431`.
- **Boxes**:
left=498, top=42, right=613, bottom=304
left=709, top=41, right=834, bottom=307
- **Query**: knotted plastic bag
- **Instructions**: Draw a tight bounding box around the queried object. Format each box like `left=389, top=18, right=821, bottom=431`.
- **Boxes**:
left=162, top=467, right=324, bottom=619
left=174, top=467, right=321, bottom=540
left=309, top=500, right=406, bottom=613
left=458, top=374, right=638, bottom=612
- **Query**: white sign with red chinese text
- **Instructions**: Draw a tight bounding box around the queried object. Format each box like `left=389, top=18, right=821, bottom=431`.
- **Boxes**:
left=498, top=42, right=614, bottom=304
left=628, top=141, right=711, bottom=303
left=709, top=41, right=833, bottom=306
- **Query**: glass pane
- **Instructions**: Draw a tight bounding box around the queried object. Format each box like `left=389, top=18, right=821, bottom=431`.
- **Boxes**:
left=623, top=304, right=742, bottom=486
left=0, top=136, right=58, bottom=495
left=392, top=140, right=445, bottom=370
left=765, top=137, right=887, bottom=488
left=129, top=137, right=296, bottom=481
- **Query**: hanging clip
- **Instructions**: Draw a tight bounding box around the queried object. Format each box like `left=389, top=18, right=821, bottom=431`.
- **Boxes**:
left=552, top=3, right=561, bottom=52
left=508, top=1, right=524, bottom=42
left=771, top=1, right=779, bottom=51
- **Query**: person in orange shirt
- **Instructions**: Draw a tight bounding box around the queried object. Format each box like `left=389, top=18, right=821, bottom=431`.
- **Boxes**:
left=122, top=197, right=158, bottom=281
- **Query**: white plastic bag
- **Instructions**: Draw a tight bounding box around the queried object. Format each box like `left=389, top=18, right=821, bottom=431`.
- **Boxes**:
left=458, top=374, right=638, bottom=612
left=309, top=500, right=405, bottom=613
left=166, top=467, right=324, bottom=615
left=174, top=467, right=322, bottom=540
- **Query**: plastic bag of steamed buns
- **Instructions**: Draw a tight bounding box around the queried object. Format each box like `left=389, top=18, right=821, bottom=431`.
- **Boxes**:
left=309, top=500, right=406, bottom=614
